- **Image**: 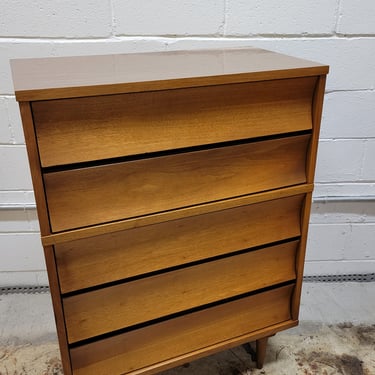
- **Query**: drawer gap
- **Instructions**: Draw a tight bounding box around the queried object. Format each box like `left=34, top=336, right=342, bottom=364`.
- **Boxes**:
left=42, top=129, right=312, bottom=174
left=47, top=185, right=306, bottom=234
left=60, top=236, right=300, bottom=298
left=67, top=279, right=296, bottom=349
left=45, top=134, right=310, bottom=232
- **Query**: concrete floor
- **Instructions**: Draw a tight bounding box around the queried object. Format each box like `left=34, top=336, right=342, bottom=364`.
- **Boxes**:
left=0, top=282, right=374, bottom=374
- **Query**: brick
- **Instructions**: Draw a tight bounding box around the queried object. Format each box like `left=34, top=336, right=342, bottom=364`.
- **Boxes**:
left=0, top=191, right=39, bottom=232
left=345, top=224, right=375, bottom=260
left=362, top=140, right=375, bottom=180
left=7, top=97, right=24, bottom=143
left=0, top=146, right=32, bottom=190
left=113, top=0, right=225, bottom=36
left=310, top=201, right=372, bottom=224
left=0, top=0, right=111, bottom=38
left=0, top=190, right=35, bottom=206
left=0, top=234, right=44, bottom=271
left=337, top=0, right=375, bottom=35
left=315, top=140, right=364, bottom=182
left=321, top=91, right=375, bottom=138
left=0, top=209, right=38, bottom=233
left=0, top=98, right=11, bottom=143
left=226, top=0, right=338, bottom=36
left=306, top=224, right=347, bottom=261
left=0, top=97, right=24, bottom=144
left=304, top=260, right=375, bottom=275
left=307, top=223, right=375, bottom=265
left=313, top=182, right=375, bottom=199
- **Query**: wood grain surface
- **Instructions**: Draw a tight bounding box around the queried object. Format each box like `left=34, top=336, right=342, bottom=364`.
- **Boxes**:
left=33, top=77, right=315, bottom=167
left=42, top=246, right=72, bottom=375
left=43, top=184, right=312, bottom=246
left=56, top=194, right=304, bottom=293
left=10, top=48, right=328, bottom=101
left=63, top=240, right=297, bottom=343
left=293, top=75, right=327, bottom=319
left=18, top=102, right=51, bottom=235
left=44, top=134, right=310, bottom=232
left=70, top=285, right=294, bottom=375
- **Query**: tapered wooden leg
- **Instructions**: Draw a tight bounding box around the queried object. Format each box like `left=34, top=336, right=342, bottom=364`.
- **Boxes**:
left=256, top=336, right=268, bottom=369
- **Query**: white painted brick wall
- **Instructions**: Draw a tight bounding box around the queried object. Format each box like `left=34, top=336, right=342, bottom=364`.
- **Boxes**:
left=315, top=140, right=366, bottom=182
left=0, top=96, right=24, bottom=144
left=0, top=234, right=45, bottom=271
left=307, top=225, right=348, bottom=261
left=337, top=0, right=375, bottom=35
left=362, top=140, right=375, bottom=180
left=225, top=0, right=338, bottom=36
left=321, top=91, right=375, bottom=138
left=113, top=0, right=225, bottom=36
left=307, top=224, right=375, bottom=262
left=313, top=183, right=375, bottom=200
left=0, top=210, right=38, bottom=233
left=1, top=0, right=112, bottom=38
left=0, top=146, right=32, bottom=190
left=311, top=201, right=375, bottom=225
left=0, top=1, right=374, bottom=285
left=0, top=98, right=10, bottom=143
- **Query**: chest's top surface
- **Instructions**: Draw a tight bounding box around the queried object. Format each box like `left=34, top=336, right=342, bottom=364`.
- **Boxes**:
left=11, top=47, right=328, bottom=101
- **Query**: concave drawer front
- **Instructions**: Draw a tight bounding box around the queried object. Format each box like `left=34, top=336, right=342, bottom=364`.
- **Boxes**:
left=32, top=77, right=316, bottom=167
left=63, top=240, right=297, bottom=343
left=44, top=134, right=310, bottom=232
left=70, top=284, right=294, bottom=375
left=56, top=194, right=304, bottom=294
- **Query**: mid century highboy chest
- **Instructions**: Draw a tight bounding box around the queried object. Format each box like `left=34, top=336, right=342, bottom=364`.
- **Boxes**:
left=11, top=48, right=328, bottom=375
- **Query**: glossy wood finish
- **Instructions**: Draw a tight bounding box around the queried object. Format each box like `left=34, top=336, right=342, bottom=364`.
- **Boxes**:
left=256, top=337, right=269, bottom=369
left=18, top=102, right=71, bottom=374
left=292, top=191, right=314, bottom=320
left=18, top=103, right=51, bottom=236
left=12, top=48, right=328, bottom=375
left=70, top=321, right=298, bottom=375
left=33, top=77, right=315, bottom=167
left=63, top=241, right=298, bottom=343
left=44, top=134, right=309, bottom=232
left=11, top=48, right=328, bottom=101
left=56, top=194, right=304, bottom=293
left=70, top=285, right=294, bottom=375
left=43, top=183, right=312, bottom=246
left=41, top=246, right=72, bottom=374
left=307, top=75, right=327, bottom=182
left=292, top=75, right=327, bottom=319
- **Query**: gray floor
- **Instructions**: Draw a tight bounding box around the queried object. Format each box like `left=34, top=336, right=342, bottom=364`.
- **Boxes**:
left=1, top=282, right=375, bottom=374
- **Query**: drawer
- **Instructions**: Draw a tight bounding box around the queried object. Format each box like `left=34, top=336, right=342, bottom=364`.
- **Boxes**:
left=70, top=284, right=294, bottom=375
left=32, top=77, right=316, bottom=167
left=44, top=134, right=309, bottom=232
left=63, top=240, right=297, bottom=343
left=56, top=194, right=304, bottom=293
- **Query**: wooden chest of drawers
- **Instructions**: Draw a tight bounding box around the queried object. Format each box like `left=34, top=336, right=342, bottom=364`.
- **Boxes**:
left=11, top=48, right=328, bottom=375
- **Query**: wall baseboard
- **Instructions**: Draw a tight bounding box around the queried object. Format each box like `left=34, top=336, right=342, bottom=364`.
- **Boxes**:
left=303, top=273, right=375, bottom=283
left=1, top=274, right=374, bottom=295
